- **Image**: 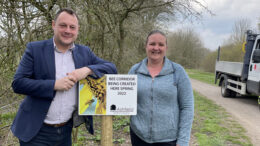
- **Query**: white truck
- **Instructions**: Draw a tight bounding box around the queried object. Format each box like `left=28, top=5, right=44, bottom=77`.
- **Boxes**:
left=215, top=30, right=260, bottom=102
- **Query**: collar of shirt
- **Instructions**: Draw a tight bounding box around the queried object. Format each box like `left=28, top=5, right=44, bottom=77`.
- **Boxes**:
left=53, top=38, right=75, bottom=53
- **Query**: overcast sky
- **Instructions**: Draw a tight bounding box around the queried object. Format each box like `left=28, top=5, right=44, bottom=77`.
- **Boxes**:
left=169, top=0, right=260, bottom=51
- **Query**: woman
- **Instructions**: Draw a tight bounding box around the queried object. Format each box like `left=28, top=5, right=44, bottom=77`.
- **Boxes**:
left=128, top=30, right=194, bottom=146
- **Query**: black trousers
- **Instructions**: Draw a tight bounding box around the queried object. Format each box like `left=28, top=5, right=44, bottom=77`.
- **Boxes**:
left=130, top=128, right=177, bottom=146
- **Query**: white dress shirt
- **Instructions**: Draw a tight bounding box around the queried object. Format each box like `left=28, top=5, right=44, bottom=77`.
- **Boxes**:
left=44, top=42, right=76, bottom=124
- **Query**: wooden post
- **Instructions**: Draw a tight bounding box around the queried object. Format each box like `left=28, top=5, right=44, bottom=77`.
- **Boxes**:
left=101, top=116, right=113, bottom=146
left=72, top=127, right=78, bottom=143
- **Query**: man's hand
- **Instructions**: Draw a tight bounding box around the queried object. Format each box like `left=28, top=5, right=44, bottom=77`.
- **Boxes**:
left=54, top=67, right=93, bottom=91
left=54, top=76, right=77, bottom=91
left=67, top=67, right=93, bottom=81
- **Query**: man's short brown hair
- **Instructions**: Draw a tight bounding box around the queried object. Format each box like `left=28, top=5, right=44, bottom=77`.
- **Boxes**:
left=54, top=8, right=79, bottom=22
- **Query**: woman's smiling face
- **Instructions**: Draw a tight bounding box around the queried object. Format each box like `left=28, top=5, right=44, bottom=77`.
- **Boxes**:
left=146, top=33, right=167, bottom=63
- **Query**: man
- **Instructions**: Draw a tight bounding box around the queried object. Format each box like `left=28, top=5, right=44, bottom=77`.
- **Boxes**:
left=11, top=8, right=117, bottom=145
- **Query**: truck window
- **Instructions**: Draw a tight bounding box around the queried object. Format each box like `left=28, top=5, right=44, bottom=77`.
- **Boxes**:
left=256, top=40, right=260, bottom=50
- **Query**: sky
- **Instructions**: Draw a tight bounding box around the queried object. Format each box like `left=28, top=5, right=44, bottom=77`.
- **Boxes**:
left=169, top=0, right=260, bottom=51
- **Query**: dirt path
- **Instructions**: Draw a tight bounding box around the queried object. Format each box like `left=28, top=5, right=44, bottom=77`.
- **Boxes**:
left=190, top=79, right=260, bottom=146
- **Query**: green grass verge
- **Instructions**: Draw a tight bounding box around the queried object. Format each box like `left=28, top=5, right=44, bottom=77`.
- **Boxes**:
left=186, top=69, right=216, bottom=85
left=0, top=92, right=253, bottom=146
left=187, top=68, right=252, bottom=146
left=0, top=69, right=253, bottom=145
left=193, top=91, right=252, bottom=146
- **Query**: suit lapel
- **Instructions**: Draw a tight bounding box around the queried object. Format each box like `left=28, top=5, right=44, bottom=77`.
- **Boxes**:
left=72, top=45, right=81, bottom=69
left=44, top=39, right=56, bottom=79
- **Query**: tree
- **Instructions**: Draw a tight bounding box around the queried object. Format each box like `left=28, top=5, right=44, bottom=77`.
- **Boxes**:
left=0, top=0, right=210, bottom=75
left=73, top=0, right=210, bottom=72
left=167, top=28, right=210, bottom=69
left=200, top=18, right=251, bottom=72
left=200, top=50, right=217, bottom=72
left=230, top=18, right=251, bottom=44
left=0, top=0, right=211, bottom=100
left=0, top=0, right=211, bottom=144
left=219, top=18, right=251, bottom=62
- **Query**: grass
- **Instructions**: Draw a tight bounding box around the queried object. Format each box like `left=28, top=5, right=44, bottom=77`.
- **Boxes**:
left=187, top=68, right=252, bottom=146
left=0, top=68, right=253, bottom=146
left=0, top=112, right=19, bottom=146
left=193, top=91, right=252, bottom=146
left=72, top=116, right=131, bottom=146
left=186, top=69, right=216, bottom=85
left=1, top=93, right=252, bottom=146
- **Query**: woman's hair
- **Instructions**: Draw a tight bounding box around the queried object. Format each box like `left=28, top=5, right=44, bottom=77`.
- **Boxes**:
left=145, top=30, right=167, bottom=45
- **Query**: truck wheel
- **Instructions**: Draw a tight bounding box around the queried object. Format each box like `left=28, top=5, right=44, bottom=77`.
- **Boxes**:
left=221, top=80, right=231, bottom=97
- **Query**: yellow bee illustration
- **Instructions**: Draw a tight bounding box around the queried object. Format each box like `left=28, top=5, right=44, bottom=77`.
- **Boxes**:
left=85, top=76, right=106, bottom=114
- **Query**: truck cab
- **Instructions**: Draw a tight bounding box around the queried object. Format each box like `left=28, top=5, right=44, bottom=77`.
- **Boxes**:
left=247, top=35, right=260, bottom=95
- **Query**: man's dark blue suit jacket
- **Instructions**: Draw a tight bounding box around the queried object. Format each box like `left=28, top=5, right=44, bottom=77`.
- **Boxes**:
left=11, top=38, right=117, bottom=142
